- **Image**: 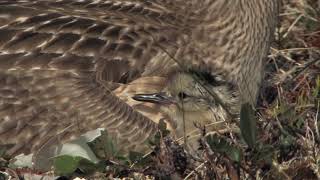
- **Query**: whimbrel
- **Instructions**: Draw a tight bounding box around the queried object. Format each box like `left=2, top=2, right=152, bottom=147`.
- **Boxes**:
left=0, top=0, right=279, bottom=157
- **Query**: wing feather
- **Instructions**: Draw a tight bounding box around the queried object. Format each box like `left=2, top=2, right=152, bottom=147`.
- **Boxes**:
left=0, top=0, right=182, bottom=156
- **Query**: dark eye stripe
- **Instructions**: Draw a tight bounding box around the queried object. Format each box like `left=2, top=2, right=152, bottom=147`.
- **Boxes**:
left=191, top=70, right=235, bottom=89
left=178, top=92, right=188, bottom=99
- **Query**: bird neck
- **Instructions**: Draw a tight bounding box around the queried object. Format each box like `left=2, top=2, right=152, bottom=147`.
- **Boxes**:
left=187, top=0, right=279, bottom=104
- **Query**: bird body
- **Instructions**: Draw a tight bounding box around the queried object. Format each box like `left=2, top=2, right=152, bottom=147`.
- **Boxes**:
left=0, top=0, right=279, bottom=157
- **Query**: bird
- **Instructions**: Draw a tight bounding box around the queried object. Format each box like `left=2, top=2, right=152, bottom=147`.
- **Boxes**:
left=0, top=0, right=279, bottom=157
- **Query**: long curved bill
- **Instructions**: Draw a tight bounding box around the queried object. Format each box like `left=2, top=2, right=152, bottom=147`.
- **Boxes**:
left=132, top=92, right=175, bottom=105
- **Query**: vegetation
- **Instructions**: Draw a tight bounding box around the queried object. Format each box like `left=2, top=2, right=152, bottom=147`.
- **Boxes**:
left=0, top=0, right=319, bottom=179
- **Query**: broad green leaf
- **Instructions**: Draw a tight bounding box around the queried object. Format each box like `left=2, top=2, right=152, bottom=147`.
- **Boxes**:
left=77, top=158, right=101, bottom=174
left=53, top=155, right=83, bottom=175
left=240, top=103, right=257, bottom=148
left=53, top=155, right=98, bottom=176
left=206, top=135, right=242, bottom=163
left=87, top=130, right=121, bottom=159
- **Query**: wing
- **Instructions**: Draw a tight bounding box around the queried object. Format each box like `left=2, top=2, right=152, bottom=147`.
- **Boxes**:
left=0, top=0, right=183, bottom=156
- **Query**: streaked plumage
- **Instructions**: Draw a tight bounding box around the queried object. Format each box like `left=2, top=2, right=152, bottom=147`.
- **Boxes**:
left=0, top=0, right=279, bottom=157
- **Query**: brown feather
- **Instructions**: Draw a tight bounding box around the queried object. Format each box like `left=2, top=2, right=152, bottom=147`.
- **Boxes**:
left=0, top=0, right=182, bottom=156
left=0, top=0, right=279, bottom=157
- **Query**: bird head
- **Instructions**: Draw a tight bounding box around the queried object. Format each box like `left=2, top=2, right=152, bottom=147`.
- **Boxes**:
left=132, top=71, right=239, bottom=139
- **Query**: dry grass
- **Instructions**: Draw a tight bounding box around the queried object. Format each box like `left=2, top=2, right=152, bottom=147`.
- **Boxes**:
left=129, top=1, right=320, bottom=179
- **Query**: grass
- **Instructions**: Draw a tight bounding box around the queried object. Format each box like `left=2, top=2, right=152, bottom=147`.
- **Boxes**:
left=253, top=0, right=320, bottom=178
left=111, top=1, right=320, bottom=179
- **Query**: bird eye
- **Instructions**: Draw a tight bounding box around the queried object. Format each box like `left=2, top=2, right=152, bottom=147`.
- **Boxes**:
left=178, top=92, right=188, bottom=99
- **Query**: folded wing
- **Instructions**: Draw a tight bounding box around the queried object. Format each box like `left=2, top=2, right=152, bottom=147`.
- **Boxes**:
left=0, top=0, right=181, bottom=156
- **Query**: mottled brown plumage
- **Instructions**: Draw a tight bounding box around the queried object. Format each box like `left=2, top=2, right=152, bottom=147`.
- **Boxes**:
left=0, top=0, right=279, bottom=157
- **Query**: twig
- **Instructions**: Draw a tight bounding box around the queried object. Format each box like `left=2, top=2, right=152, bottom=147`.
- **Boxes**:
left=283, top=14, right=303, bottom=38
left=183, top=161, right=206, bottom=180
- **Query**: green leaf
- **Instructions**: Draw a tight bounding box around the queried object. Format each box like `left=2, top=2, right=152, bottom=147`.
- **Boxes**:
left=240, top=103, right=257, bottom=148
left=147, top=120, right=171, bottom=148
left=101, top=130, right=118, bottom=157
left=280, top=134, right=295, bottom=148
left=77, top=158, right=100, bottom=174
left=253, top=144, right=275, bottom=165
left=53, top=155, right=83, bottom=175
left=206, top=135, right=242, bottom=163
left=87, top=130, right=122, bottom=159
left=129, top=151, right=144, bottom=163
left=53, top=155, right=100, bottom=176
